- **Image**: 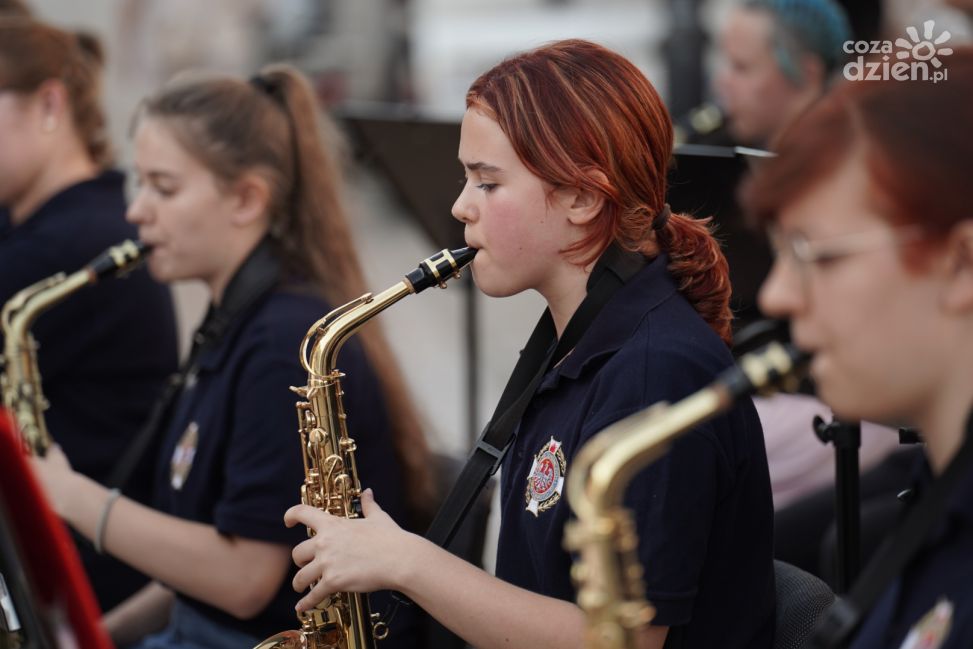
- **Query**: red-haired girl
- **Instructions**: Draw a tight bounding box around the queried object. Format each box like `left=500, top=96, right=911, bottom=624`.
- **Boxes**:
left=288, top=39, right=774, bottom=649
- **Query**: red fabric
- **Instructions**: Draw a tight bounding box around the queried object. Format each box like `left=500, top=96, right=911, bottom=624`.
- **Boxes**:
left=0, top=408, right=113, bottom=649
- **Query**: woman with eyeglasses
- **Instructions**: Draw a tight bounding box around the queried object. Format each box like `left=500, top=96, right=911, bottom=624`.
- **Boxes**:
left=744, top=47, right=973, bottom=649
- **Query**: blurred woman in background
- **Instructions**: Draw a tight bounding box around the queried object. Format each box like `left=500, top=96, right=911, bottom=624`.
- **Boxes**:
left=0, top=16, right=178, bottom=611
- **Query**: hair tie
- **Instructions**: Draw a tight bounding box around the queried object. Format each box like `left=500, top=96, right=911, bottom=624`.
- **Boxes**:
left=249, top=74, right=282, bottom=105
left=652, top=203, right=671, bottom=231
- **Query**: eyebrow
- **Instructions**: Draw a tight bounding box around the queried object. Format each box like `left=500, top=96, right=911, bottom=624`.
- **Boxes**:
left=460, top=160, right=504, bottom=174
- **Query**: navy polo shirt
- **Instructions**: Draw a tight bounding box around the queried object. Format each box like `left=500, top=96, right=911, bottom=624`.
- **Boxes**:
left=850, top=458, right=973, bottom=649
left=0, top=171, right=178, bottom=608
left=154, top=285, right=414, bottom=643
left=496, top=254, right=775, bottom=649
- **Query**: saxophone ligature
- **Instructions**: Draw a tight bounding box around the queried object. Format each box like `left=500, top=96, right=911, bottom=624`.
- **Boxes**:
left=564, top=342, right=810, bottom=649
left=256, top=247, right=476, bottom=649
left=0, top=240, right=147, bottom=456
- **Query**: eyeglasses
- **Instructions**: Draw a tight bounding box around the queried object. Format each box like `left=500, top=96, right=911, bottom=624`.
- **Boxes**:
left=768, top=224, right=926, bottom=296
left=769, top=225, right=925, bottom=268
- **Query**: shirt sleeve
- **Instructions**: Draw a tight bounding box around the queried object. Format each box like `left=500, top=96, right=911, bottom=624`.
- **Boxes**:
left=212, top=337, right=307, bottom=545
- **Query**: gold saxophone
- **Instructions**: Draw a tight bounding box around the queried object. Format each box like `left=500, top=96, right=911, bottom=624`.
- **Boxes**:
left=256, top=247, right=476, bottom=649
left=0, top=240, right=147, bottom=456
left=564, top=342, right=810, bottom=649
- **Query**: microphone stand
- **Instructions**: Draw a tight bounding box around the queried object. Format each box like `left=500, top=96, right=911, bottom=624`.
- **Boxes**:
left=813, top=416, right=861, bottom=594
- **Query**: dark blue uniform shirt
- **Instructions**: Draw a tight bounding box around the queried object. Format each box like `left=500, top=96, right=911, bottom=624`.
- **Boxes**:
left=0, top=170, right=179, bottom=608
left=850, top=460, right=973, bottom=649
left=495, top=254, right=775, bottom=649
left=153, top=284, right=414, bottom=643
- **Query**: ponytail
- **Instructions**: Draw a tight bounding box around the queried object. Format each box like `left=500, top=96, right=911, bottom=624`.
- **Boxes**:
left=264, top=65, right=438, bottom=522
left=655, top=213, right=733, bottom=346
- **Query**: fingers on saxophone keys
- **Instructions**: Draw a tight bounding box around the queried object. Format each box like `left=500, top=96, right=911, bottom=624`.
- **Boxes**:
left=294, top=571, right=335, bottom=613
left=292, top=537, right=316, bottom=567
left=284, top=503, right=329, bottom=528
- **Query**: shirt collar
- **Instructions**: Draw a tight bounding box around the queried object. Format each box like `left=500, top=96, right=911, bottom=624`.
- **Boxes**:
left=538, top=252, right=677, bottom=391
left=195, top=237, right=282, bottom=370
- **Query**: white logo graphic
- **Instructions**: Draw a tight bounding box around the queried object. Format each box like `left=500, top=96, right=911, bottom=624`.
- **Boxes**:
left=843, top=20, right=953, bottom=83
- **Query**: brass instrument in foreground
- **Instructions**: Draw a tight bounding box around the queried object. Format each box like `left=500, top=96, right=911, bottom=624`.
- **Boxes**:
left=564, top=342, right=810, bottom=649
left=256, top=247, right=476, bottom=649
left=0, top=240, right=147, bottom=456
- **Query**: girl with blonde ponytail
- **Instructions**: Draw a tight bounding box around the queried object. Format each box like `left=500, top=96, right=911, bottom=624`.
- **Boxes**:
left=31, top=64, right=428, bottom=649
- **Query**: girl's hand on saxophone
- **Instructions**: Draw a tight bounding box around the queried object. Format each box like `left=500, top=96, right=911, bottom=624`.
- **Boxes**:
left=285, top=488, right=415, bottom=613
left=29, top=444, right=80, bottom=518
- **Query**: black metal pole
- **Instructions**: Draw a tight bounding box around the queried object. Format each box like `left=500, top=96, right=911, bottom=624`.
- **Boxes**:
left=814, top=416, right=862, bottom=593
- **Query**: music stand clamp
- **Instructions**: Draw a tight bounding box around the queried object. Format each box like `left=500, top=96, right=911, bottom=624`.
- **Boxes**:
left=813, top=416, right=861, bottom=594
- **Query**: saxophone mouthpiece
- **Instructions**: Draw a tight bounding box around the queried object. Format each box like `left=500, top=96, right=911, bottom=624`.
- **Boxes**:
left=405, top=246, right=477, bottom=294
left=87, top=240, right=149, bottom=281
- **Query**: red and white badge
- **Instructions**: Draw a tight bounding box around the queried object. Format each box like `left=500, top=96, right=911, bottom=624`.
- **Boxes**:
left=899, top=598, right=953, bottom=649
left=525, top=437, right=567, bottom=517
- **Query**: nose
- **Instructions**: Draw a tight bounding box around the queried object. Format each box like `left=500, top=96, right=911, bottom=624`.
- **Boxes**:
left=451, top=181, right=476, bottom=225
left=757, top=256, right=805, bottom=320
left=126, top=186, right=151, bottom=226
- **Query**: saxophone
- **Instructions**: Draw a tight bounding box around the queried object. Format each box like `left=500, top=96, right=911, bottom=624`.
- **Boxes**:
left=0, top=240, right=147, bottom=456
left=256, top=247, right=476, bottom=649
left=564, top=342, right=810, bottom=649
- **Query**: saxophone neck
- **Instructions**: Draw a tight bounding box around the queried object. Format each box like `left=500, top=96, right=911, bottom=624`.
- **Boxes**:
left=302, top=247, right=477, bottom=378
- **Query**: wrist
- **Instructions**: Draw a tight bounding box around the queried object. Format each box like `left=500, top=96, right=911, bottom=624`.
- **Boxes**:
left=391, top=532, right=436, bottom=596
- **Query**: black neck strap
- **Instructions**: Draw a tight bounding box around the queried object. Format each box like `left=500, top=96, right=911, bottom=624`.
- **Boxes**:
left=108, top=238, right=281, bottom=491
left=811, top=411, right=973, bottom=648
left=425, top=243, right=647, bottom=548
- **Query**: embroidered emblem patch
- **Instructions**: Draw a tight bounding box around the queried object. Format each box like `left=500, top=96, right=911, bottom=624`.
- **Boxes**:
left=899, top=598, right=953, bottom=649
left=525, top=437, right=566, bottom=517
left=170, top=421, right=199, bottom=491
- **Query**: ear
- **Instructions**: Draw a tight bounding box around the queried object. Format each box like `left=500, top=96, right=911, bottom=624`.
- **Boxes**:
left=229, top=172, right=272, bottom=228
left=797, top=53, right=826, bottom=93
left=557, top=168, right=608, bottom=226
left=941, top=221, right=973, bottom=315
left=34, top=79, right=70, bottom=131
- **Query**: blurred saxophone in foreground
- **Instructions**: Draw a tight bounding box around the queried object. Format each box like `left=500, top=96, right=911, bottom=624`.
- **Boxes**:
left=564, top=342, right=810, bottom=649
left=0, top=240, right=146, bottom=455
left=255, top=247, right=476, bottom=649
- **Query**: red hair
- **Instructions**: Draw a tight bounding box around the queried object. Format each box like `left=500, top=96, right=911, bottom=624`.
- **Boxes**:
left=467, top=39, right=733, bottom=344
left=742, top=47, right=973, bottom=270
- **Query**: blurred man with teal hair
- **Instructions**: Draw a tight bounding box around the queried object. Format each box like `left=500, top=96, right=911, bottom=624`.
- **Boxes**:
left=714, top=0, right=852, bottom=147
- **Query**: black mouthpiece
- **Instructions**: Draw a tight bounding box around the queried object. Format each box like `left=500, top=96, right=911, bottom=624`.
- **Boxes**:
left=87, top=240, right=148, bottom=281
left=721, top=341, right=811, bottom=399
left=405, top=247, right=477, bottom=294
